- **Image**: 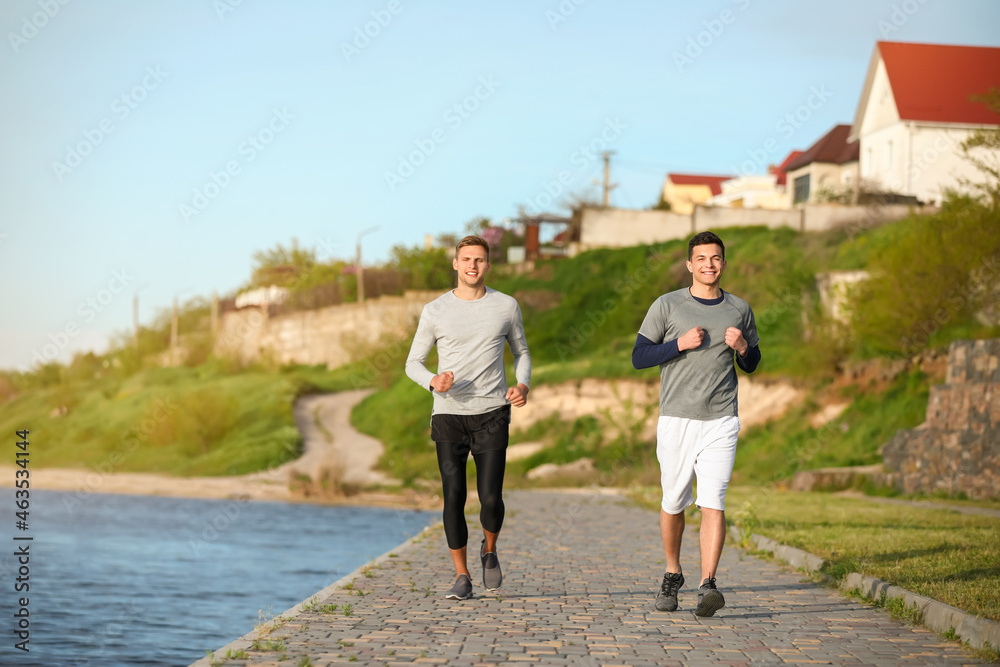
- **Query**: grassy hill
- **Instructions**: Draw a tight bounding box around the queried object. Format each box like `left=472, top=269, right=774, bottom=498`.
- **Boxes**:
left=0, top=357, right=384, bottom=477
left=5, top=209, right=998, bottom=486
left=353, top=219, right=998, bottom=487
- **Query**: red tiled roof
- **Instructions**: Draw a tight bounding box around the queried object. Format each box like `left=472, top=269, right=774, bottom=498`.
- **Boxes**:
left=878, top=41, right=1000, bottom=125
left=666, top=173, right=733, bottom=196
left=784, top=126, right=859, bottom=172
left=770, top=150, right=804, bottom=186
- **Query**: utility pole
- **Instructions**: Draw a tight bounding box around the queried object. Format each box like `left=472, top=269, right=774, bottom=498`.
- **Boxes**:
left=132, top=283, right=150, bottom=364
left=211, top=291, right=219, bottom=339
left=133, top=293, right=140, bottom=358
left=170, top=295, right=179, bottom=365
left=602, top=150, right=618, bottom=208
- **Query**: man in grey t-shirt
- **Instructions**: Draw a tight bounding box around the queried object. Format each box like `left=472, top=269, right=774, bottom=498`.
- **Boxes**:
left=406, top=235, right=531, bottom=601
left=632, top=231, right=760, bottom=617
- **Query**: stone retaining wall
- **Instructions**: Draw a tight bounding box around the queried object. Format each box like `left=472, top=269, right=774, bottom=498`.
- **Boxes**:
left=214, top=290, right=440, bottom=369
left=881, top=338, right=1000, bottom=499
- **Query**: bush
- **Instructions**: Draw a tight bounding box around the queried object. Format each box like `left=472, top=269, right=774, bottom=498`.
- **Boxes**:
left=849, top=195, right=1000, bottom=357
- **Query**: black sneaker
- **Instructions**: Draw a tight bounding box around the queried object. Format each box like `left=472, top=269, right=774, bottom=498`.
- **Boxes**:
left=654, top=571, right=684, bottom=611
left=445, top=574, right=473, bottom=600
left=694, top=577, right=725, bottom=617
left=480, top=539, right=503, bottom=591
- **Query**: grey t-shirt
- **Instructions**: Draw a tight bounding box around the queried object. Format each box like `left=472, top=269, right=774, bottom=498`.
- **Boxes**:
left=405, top=287, right=531, bottom=416
left=638, top=288, right=759, bottom=420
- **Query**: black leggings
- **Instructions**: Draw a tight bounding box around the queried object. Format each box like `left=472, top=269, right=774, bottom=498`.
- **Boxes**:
left=436, top=443, right=506, bottom=550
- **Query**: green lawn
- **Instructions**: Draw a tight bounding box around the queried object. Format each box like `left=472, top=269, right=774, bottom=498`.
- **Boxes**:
left=631, top=485, right=1000, bottom=623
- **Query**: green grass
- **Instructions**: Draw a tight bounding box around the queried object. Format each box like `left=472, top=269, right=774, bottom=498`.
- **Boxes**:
left=716, top=487, right=1000, bottom=622
left=488, top=225, right=822, bottom=379
left=0, top=358, right=389, bottom=477
left=0, top=364, right=300, bottom=475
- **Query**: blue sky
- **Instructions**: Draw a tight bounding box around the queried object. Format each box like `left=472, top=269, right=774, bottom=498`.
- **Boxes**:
left=2, top=0, right=998, bottom=371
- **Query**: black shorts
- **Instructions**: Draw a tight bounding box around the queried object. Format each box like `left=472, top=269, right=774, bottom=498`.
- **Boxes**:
left=430, top=405, right=511, bottom=454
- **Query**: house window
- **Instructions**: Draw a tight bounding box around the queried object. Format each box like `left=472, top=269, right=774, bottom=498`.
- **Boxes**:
left=793, top=174, right=810, bottom=204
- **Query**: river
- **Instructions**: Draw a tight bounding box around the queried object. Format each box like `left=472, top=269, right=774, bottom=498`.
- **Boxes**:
left=0, top=489, right=435, bottom=667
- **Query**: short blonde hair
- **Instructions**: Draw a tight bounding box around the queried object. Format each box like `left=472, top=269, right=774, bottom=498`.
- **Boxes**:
left=455, top=235, right=490, bottom=263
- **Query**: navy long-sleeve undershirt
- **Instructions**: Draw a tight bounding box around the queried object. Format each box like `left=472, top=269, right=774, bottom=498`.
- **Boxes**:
left=631, top=333, right=760, bottom=373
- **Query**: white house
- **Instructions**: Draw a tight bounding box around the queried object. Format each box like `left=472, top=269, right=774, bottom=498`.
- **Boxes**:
left=849, top=41, right=1000, bottom=205
left=707, top=151, right=803, bottom=209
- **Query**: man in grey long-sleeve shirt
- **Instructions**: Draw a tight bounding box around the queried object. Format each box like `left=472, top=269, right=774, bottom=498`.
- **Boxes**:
left=405, top=234, right=531, bottom=601
left=632, top=230, right=760, bottom=618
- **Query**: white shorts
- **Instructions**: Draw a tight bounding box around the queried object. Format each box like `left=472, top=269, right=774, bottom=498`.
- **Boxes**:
left=656, top=414, right=741, bottom=514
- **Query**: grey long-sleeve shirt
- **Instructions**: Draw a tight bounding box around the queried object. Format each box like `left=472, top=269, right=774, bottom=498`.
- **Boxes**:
left=405, top=287, right=531, bottom=416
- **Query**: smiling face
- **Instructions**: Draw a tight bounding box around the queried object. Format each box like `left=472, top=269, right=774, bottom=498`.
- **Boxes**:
left=686, top=243, right=726, bottom=289
left=453, top=243, right=490, bottom=289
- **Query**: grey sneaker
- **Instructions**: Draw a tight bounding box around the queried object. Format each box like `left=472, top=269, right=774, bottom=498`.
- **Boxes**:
left=654, top=571, right=684, bottom=611
left=445, top=573, right=473, bottom=600
left=481, top=539, right=503, bottom=591
left=694, top=577, right=725, bottom=617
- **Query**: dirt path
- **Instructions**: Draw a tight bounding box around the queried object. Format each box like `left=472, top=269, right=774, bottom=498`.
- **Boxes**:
left=277, top=389, right=393, bottom=488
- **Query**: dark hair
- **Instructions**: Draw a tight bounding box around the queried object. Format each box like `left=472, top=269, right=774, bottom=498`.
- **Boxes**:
left=688, top=231, right=725, bottom=260
left=455, top=235, right=490, bottom=263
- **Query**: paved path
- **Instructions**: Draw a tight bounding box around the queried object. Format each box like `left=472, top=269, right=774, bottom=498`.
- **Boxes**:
left=201, top=490, right=991, bottom=666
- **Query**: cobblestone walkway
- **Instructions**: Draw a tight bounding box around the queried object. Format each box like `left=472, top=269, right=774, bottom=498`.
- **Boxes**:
left=203, top=490, right=990, bottom=666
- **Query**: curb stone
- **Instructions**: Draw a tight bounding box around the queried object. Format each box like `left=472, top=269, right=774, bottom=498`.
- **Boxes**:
left=729, top=525, right=1000, bottom=653
left=729, top=525, right=827, bottom=573
left=844, top=572, right=1000, bottom=652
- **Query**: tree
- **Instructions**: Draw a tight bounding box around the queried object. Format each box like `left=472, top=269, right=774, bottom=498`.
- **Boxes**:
left=388, top=244, right=454, bottom=290
left=650, top=195, right=672, bottom=211
left=958, top=87, right=1000, bottom=209
left=249, top=239, right=317, bottom=288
